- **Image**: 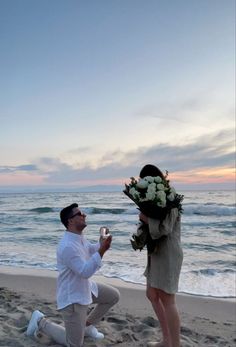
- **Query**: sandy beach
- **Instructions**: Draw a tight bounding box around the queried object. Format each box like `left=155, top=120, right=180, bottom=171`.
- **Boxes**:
left=0, top=266, right=235, bottom=347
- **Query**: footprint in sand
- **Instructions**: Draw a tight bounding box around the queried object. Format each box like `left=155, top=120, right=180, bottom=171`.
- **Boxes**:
left=141, top=316, right=159, bottom=328
left=131, top=323, right=151, bottom=333
left=106, top=316, right=128, bottom=325
left=180, top=335, right=198, bottom=347
left=0, top=337, right=26, bottom=347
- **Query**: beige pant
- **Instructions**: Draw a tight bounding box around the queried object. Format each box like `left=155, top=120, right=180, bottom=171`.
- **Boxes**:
left=38, top=283, right=120, bottom=347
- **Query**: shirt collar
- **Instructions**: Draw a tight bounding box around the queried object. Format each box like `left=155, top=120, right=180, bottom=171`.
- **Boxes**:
left=65, top=231, right=84, bottom=242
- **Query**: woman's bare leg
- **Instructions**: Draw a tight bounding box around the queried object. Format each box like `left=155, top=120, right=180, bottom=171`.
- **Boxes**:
left=146, top=286, right=171, bottom=347
left=157, top=289, right=181, bottom=347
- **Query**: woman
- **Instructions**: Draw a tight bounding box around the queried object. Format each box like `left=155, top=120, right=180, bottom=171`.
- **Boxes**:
left=138, top=164, right=183, bottom=347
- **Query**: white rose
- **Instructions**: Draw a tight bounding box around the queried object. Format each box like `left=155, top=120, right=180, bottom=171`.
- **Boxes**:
left=147, top=182, right=157, bottom=192
left=156, top=190, right=166, bottom=207
left=143, top=176, right=154, bottom=183
left=146, top=190, right=156, bottom=201
left=129, top=187, right=140, bottom=200
left=156, top=183, right=165, bottom=191
left=167, top=192, right=175, bottom=201
left=154, top=176, right=162, bottom=183
left=156, top=190, right=166, bottom=200
left=170, top=186, right=176, bottom=194
left=136, top=179, right=149, bottom=189
left=157, top=198, right=166, bottom=207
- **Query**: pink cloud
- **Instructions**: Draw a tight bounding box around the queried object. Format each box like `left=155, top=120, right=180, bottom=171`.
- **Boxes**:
left=0, top=173, right=45, bottom=186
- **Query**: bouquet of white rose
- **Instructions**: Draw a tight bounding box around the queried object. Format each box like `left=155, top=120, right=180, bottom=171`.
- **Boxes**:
left=123, top=172, right=183, bottom=220
left=123, top=172, right=184, bottom=252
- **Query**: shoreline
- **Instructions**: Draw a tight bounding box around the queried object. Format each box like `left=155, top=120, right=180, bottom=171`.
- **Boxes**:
left=0, top=264, right=235, bottom=298
left=0, top=265, right=235, bottom=322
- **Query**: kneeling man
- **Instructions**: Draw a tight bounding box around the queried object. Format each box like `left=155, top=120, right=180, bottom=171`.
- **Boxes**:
left=27, top=203, right=120, bottom=347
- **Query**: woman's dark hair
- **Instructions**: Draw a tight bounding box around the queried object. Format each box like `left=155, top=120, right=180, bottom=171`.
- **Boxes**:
left=60, top=203, right=78, bottom=228
left=139, top=164, right=165, bottom=180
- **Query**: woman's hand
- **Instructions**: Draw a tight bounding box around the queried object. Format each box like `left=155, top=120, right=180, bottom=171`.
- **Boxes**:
left=139, top=212, right=148, bottom=224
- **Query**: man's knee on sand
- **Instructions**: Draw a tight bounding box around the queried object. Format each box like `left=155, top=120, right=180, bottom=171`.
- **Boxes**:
left=110, top=287, right=120, bottom=305
left=96, top=284, right=120, bottom=305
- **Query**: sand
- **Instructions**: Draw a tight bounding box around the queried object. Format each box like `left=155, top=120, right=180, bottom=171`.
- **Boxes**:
left=0, top=266, right=235, bottom=347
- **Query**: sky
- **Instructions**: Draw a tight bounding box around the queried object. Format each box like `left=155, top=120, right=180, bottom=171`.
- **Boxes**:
left=0, top=0, right=235, bottom=191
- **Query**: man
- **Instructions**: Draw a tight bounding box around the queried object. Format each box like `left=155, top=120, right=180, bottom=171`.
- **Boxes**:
left=26, top=203, right=120, bottom=347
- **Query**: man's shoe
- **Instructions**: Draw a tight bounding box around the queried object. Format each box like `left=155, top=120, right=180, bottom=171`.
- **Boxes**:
left=26, top=310, right=45, bottom=336
left=84, top=325, right=104, bottom=340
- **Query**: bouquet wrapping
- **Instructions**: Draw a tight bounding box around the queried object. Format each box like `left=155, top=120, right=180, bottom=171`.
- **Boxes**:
left=123, top=172, right=184, bottom=252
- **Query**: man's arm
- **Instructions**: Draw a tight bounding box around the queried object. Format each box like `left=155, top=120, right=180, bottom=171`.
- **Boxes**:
left=88, top=241, right=100, bottom=255
left=63, top=246, right=102, bottom=279
left=63, top=236, right=112, bottom=279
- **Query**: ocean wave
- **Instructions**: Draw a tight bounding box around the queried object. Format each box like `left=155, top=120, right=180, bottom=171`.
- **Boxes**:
left=29, top=207, right=55, bottom=213
left=205, top=202, right=236, bottom=207
left=184, top=242, right=235, bottom=252
left=183, top=203, right=236, bottom=216
left=85, top=207, right=127, bottom=215
left=98, top=265, right=236, bottom=298
left=185, top=201, right=235, bottom=207
left=22, top=203, right=236, bottom=217
left=179, top=270, right=236, bottom=298
left=192, top=268, right=236, bottom=276
left=0, top=259, right=56, bottom=270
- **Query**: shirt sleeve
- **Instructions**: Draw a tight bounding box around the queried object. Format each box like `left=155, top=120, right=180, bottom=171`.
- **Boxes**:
left=88, top=242, right=100, bottom=255
left=148, top=208, right=178, bottom=240
left=62, top=246, right=102, bottom=279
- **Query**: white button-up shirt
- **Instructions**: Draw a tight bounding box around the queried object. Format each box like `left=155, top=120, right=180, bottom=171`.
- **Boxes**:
left=56, top=231, right=101, bottom=309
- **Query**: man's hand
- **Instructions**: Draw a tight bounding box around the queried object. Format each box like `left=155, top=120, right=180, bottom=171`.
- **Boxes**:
left=139, top=212, right=148, bottom=224
left=98, top=235, right=112, bottom=258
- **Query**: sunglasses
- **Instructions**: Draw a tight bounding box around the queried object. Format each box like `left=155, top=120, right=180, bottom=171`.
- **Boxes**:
left=70, top=211, right=83, bottom=218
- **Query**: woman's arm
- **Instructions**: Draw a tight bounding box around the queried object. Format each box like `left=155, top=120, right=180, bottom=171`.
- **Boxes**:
left=140, top=208, right=178, bottom=240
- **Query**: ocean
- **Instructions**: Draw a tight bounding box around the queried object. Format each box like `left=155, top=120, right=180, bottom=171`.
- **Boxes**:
left=0, top=191, right=235, bottom=298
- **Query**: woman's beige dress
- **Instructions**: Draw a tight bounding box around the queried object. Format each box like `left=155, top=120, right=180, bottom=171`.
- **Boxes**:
left=141, top=208, right=183, bottom=294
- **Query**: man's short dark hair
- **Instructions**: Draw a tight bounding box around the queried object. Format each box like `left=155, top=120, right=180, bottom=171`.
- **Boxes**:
left=60, top=203, right=78, bottom=228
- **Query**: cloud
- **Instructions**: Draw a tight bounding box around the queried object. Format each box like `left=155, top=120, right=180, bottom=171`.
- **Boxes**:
left=66, top=146, right=92, bottom=154
left=135, top=94, right=234, bottom=127
left=33, top=128, right=235, bottom=184
left=130, top=129, right=235, bottom=172
left=89, top=128, right=235, bottom=173
left=17, top=165, right=38, bottom=171
left=135, top=97, right=207, bottom=122
left=1, top=129, right=234, bottom=186
left=0, top=164, right=38, bottom=173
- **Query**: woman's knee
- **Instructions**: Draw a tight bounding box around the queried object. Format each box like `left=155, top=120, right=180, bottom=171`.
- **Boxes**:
left=146, top=286, right=159, bottom=302
left=158, top=289, right=175, bottom=307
